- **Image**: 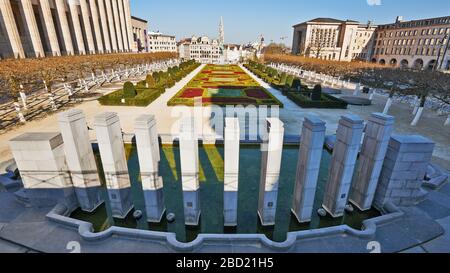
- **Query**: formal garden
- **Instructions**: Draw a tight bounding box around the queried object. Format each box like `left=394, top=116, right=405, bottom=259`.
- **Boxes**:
left=98, top=60, right=200, bottom=106
left=167, top=64, right=283, bottom=107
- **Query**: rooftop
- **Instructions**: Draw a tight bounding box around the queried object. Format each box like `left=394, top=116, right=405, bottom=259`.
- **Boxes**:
left=293, top=17, right=360, bottom=27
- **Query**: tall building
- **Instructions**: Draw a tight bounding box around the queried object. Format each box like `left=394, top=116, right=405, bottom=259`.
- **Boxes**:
left=292, top=18, right=377, bottom=62
left=0, top=0, right=135, bottom=59
left=131, top=16, right=148, bottom=52
left=371, top=16, right=450, bottom=70
left=148, top=31, right=176, bottom=53
left=187, top=35, right=221, bottom=64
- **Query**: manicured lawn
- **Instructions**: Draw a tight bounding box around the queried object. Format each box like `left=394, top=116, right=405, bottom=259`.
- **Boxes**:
left=167, top=64, right=283, bottom=107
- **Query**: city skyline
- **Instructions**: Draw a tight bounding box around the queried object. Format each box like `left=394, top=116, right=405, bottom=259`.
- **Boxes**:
left=130, top=0, right=450, bottom=45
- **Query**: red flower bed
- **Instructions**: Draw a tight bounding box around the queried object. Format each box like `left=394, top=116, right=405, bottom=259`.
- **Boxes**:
left=245, top=88, right=271, bottom=99
left=234, top=72, right=246, bottom=75
left=180, top=88, right=204, bottom=98
left=202, top=97, right=256, bottom=104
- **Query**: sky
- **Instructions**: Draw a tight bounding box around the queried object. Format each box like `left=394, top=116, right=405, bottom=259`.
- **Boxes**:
left=130, top=0, right=450, bottom=46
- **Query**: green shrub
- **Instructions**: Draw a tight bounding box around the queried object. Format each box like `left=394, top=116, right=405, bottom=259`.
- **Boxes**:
left=146, top=74, right=155, bottom=87
left=287, top=92, right=347, bottom=109
left=292, top=78, right=301, bottom=91
left=123, top=81, right=137, bottom=98
left=312, top=84, right=322, bottom=101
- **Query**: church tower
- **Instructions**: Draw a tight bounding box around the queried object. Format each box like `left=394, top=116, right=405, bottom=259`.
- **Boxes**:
left=219, top=16, right=225, bottom=47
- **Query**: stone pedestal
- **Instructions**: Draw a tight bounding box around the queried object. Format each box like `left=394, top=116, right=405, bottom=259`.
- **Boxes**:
left=258, top=118, right=284, bottom=226
left=350, top=113, right=395, bottom=211
left=179, top=117, right=200, bottom=226
left=374, top=135, right=435, bottom=209
left=323, top=115, right=364, bottom=218
left=135, top=115, right=165, bottom=223
left=94, top=113, right=133, bottom=219
left=224, top=118, right=240, bottom=226
left=58, top=110, right=103, bottom=212
left=292, top=117, right=326, bottom=223
left=9, top=133, right=78, bottom=210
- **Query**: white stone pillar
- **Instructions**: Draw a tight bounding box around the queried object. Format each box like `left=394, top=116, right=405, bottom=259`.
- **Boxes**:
left=20, top=0, right=44, bottom=57
left=135, top=115, right=165, bottom=223
left=55, top=0, right=75, bottom=55
left=258, top=118, right=284, bottom=226
left=224, top=117, right=240, bottom=226
left=123, top=0, right=134, bottom=51
left=117, top=0, right=129, bottom=51
left=79, top=0, right=95, bottom=54
left=0, top=0, right=25, bottom=58
left=111, top=0, right=124, bottom=52
left=39, top=0, right=61, bottom=56
left=292, top=116, right=326, bottom=223
left=179, top=117, right=200, bottom=226
left=58, top=110, right=103, bottom=212
left=89, top=0, right=104, bottom=53
left=322, top=115, right=364, bottom=218
left=97, top=0, right=111, bottom=53
left=94, top=112, right=133, bottom=219
left=69, top=1, right=86, bottom=55
left=9, top=133, right=78, bottom=210
left=104, top=0, right=118, bottom=53
left=350, top=113, right=395, bottom=211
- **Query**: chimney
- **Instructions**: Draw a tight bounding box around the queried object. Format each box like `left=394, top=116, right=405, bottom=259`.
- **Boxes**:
left=395, top=16, right=404, bottom=23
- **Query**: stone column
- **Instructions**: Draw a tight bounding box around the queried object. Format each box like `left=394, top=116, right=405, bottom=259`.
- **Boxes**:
left=104, top=0, right=118, bottom=53
left=94, top=112, right=133, bottom=219
left=55, top=0, right=75, bottom=55
left=9, top=133, right=78, bottom=210
left=123, top=0, right=134, bottom=52
left=97, top=0, right=111, bottom=53
left=374, top=135, right=434, bottom=209
left=20, top=0, right=44, bottom=57
left=89, top=0, right=104, bottom=53
left=58, top=110, right=103, bottom=212
left=179, top=117, right=200, bottom=226
left=69, top=1, right=86, bottom=55
left=350, top=113, right=395, bottom=211
left=117, top=0, right=129, bottom=51
left=111, top=0, right=124, bottom=52
left=258, top=118, right=284, bottom=226
left=292, top=116, right=326, bottom=223
left=79, top=0, right=95, bottom=54
left=224, top=117, right=240, bottom=226
left=322, top=115, right=364, bottom=218
left=0, top=0, right=25, bottom=58
left=135, top=115, right=165, bottom=223
left=39, top=0, right=61, bottom=56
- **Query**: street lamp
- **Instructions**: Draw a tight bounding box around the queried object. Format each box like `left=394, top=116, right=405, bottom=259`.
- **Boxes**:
left=434, top=34, right=450, bottom=71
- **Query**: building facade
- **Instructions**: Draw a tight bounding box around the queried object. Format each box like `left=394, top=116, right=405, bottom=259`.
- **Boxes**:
left=371, top=16, right=450, bottom=70
left=188, top=35, right=221, bottom=64
left=0, top=0, right=135, bottom=59
left=148, top=31, right=176, bottom=53
left=292, top=18, right=376, bottom=62
left=131, top=16, right=148, bottom=52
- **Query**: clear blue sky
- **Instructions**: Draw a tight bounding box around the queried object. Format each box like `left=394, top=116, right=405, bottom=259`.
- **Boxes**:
left=130, top=0, right=450, bottom=46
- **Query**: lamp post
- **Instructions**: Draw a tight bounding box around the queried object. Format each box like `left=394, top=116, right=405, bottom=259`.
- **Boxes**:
left=434, top=34, right=449, bottom=71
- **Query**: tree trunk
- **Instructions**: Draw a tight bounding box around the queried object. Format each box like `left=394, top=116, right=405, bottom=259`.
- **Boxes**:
left=445, top=115, right=450, bottom=126
left=411, top=95, right=426, bottom=126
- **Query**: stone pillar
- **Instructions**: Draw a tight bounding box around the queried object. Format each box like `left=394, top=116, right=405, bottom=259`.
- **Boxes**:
left=39, top=0, right=61, bottom=56
left=322, top=115, right=364, bottom=218
left=58, top=110, right=103, bottom=212
left=135, top=115, right=165, bottom=223
left=104, top=0, right=118, bottom=53
left=117, top=0, right=129, bottom=51
left=258, top=118, right=284, bottom=226
left=123, top=0, right=134, bottom=51
left=97, top=0, right=111, bottom=53
left=374, top=135, right=434, bottom=209
left=292, top=116, right=326, bottom=223
left=9, top=133, right=78, bottom=210
left=79, top=0, right=95, bottom=54
left=89, top=0, right=104, bottom=53
left=94, top=112, right=133, bottom=219
left=350, top=113, right=395, bottom=211
left=224, top=117, right=240, bottom=226
left=69, top=1, right=86, bottom=55
left=179, top=117, right=200, bottom=226
left=20, top=0, right=44, bottom=57
left=55, top=0, right=75, bottom=55
left=111, top=0, right=124, bottom=52
left=0, top=0, right=25, bottom=58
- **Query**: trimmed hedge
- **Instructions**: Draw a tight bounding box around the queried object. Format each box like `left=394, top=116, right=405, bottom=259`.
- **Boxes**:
left=287, top=92, right=348, bottom=109
left=123, top=81, right=137, bottom=98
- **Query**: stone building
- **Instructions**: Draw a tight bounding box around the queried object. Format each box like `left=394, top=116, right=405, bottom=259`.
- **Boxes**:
left=148, top=31, right=176, bottom=53
left=371, top=16, right=450, bottom=70
left=0, top=0, right=135, bottom=59
left=181, top=35, right=221, bottom=64
left=131, top=15, right=148, bottom=52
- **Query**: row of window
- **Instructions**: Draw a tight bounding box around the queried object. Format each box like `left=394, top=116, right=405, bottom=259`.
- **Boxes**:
left=148, top=41, right=176, bottom=45
left=377, top=37, right=449, bottom=47
left=378, top=27, right=450, bottom=38
left=379, top=17, right=450, bottom=30
left=374, top=46, right=445, bottom=56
